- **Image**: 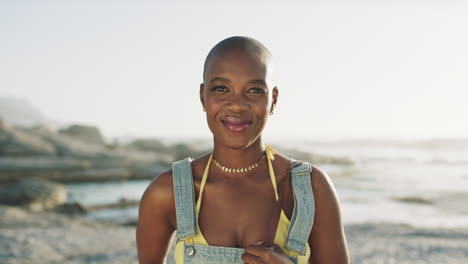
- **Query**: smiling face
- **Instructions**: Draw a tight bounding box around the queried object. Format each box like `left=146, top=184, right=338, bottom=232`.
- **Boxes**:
left=200, top=43, right=277, bottom=150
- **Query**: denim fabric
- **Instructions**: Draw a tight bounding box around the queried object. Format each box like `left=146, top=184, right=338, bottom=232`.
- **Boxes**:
left=286, top=163, right=314, bottom=255
left=172, top=158, right=314, bottom=263
left=182, top=243, right=298, bottom=264
left=182, top=243, right=244, bottom=264
left=172, top=158, right=198, bottom=239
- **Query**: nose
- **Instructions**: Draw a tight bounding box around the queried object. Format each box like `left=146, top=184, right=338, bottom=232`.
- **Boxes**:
left=225, top=94, right=249, bottom=113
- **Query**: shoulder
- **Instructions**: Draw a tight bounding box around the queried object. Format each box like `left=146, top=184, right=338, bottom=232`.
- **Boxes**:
left=142, top=154, right=210, bottom=202
left=309, top=165, right=338, bottom=198
left=136, top=170, right=178, bottom=262
left=139, top=170, right=176, bottom=227
left=143, top=170, right=174, bottom=203
left=287, top=158, right=339, bottom=205
left=308, top=165, right=344, bottom=234
left=308, top=165, right=350, bottom=262
left=308, top=165, right=343, bottom=217
left=308, top=167, right=350, bottom=262
left=276, top=151, right=335, bottom=191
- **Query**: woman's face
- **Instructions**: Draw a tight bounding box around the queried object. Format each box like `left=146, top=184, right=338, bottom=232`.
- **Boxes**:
left=200, top=48, right=277, bottom=149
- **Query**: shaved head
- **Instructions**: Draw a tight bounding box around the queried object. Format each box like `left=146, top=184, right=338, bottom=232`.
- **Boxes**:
left=203, top=36, right=274, bottom=83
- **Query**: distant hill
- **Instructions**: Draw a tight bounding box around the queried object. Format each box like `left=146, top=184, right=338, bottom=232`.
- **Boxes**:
left=0, top=96, right=53, bottom=127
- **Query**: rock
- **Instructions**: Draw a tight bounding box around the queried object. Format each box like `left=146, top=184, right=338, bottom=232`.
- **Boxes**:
left=0, top=157, right=91, bottom=171
left=0, top=157, right=91, bottom=184
left=130, top=163, right=171, bottom=179
left=130, top=138, right=167, bottom=152
left=393, top=196, right=434, bottom=205
left=0, top=120, right=110, bottom=158
left=58, top=124, right=106, bottom=146
left=63, top=168, right=131, bottom=182
left=53, top=202, right=87, bottom=215
left=85, top=198, right=140, bottom=212
left=26, top=125, right=109, bottom=157
left=0, top=179, right=67, bottom=211
left=0, top=121, right=57, bottom=156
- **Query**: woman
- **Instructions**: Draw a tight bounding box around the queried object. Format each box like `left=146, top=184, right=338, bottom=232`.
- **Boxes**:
left=136, top=36, right=349, bottom=264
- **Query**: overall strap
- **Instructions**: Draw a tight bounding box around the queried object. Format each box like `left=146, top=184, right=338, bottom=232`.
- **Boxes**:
left=172, top=158, right=198, bottom=239
left=285, top=161, right=315, bottom=255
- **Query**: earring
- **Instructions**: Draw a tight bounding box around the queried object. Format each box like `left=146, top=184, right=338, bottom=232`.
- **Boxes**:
left=270, top=111, right=274, bottom=115
left=203, top=107, right=206, bottom=112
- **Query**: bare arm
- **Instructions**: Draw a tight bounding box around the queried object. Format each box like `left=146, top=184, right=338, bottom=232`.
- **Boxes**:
left=136, top=172, right=176, bottom=264
left=308, top=167, right=349, bottom=264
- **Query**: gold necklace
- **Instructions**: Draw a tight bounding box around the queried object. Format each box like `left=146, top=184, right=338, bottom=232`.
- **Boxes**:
left=212, top=154, right=266, bottom=173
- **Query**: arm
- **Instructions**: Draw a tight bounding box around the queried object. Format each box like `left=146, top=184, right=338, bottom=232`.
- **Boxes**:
left=136, top=172, right=176, bottom=264
left=308, top=167, right=349, bottom=264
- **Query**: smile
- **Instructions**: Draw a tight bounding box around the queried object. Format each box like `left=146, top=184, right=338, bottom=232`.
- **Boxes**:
left=221, top=116, right=252, bottom=132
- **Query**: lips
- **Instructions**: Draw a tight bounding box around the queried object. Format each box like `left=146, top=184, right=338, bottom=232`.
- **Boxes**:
left=221, top=116, right=252, bottom=132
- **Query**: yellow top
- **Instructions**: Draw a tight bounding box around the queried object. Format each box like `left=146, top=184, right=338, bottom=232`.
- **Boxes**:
left=174, top=145, right=310, bottom=263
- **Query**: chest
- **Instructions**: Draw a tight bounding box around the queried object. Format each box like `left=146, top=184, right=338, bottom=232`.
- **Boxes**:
left=194, top=176, right=292, bottom=248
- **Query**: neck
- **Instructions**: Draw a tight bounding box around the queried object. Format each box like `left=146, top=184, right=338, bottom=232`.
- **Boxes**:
left=212, top=137, right=266, bottom=169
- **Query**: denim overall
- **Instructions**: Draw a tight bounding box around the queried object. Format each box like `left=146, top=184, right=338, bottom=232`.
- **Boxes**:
left=172, top=158, right=315, bottom=264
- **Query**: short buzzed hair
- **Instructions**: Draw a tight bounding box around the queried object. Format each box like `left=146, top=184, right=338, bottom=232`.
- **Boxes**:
left=203, top=36, right=273, bottom=82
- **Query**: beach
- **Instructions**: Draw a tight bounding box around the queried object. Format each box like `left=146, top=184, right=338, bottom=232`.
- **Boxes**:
left=1, top=120, right=468, bottom=263
left=1, top=205, right=468, bottom=264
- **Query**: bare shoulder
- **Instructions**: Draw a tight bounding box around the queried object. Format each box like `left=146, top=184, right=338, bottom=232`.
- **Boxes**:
left=136, top=170, right=178, bottom=263
left=308, top=165, right=350, bottom=263
left=308, top=165, right=343, bottom=224
left=139, top=154, right=211, bottom=225
left=309, top=165, right=339, bottom=199
left=143, top=170, right=174, bottom=204
left=139, top=170, right=176, bottom=227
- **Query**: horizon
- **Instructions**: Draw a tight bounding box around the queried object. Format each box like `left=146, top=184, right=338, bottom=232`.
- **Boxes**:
left=2, top=1, right=467, bottom=141
left=2, top=95, right=467, bottom=144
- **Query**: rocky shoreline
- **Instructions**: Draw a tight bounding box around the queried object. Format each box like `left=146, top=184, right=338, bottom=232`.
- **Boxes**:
left=1, top=205, right=467, bottom=264
left=0, top=120, right=353, bottom=184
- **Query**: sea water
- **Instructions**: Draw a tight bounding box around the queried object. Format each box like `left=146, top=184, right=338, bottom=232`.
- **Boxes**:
left=67, top=139, right=468, bottom=228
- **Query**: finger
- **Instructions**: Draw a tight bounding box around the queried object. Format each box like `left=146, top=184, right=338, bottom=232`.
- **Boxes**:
left=245, top=244, right=270, bottom=258
left=272, top=243, right=286, bottom=254
left=252, top=240, right=263, bottom=246
left=241, top=252, right=265, bottom=264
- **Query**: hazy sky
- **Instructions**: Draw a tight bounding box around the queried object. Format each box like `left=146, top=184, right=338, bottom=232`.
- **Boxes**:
left=1, top=1, right=467, bottom=141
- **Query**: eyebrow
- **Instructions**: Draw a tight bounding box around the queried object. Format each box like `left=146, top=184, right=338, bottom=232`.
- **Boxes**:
left=248, top=79, right=267, bottom=86
left=208, top=77, right=267, bottom=86
left=208, top=77, right=230, bottom=84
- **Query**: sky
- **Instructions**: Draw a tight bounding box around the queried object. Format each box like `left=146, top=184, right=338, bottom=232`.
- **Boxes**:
left=1, top=0, right=467, bottom=141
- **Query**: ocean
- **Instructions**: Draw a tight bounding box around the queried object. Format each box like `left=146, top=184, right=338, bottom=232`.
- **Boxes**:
left=67, top=139, right=468, bottom=228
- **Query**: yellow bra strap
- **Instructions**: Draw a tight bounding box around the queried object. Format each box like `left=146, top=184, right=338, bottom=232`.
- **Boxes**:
left=196, top=153, right=212, bottom=216
left=265, top=144, right=279, bottom=200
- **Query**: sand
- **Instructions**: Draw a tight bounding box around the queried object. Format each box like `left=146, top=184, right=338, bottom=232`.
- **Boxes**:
left=1, top=205, right=467, bottom=264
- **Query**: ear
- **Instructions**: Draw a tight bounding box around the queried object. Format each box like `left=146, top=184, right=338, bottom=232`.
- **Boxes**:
left=270, top=87, right=278, bottom=113
left=200, top=83, right=205, bottom=108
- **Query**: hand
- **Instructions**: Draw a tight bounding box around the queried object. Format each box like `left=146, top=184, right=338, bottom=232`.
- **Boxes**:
left=241, top=241, right=294, bottom=264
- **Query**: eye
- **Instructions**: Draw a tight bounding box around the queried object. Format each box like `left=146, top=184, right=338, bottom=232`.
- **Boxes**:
left=211, top=86, right=228, bottom=92
left=247, top=87, right=266, bottom=94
